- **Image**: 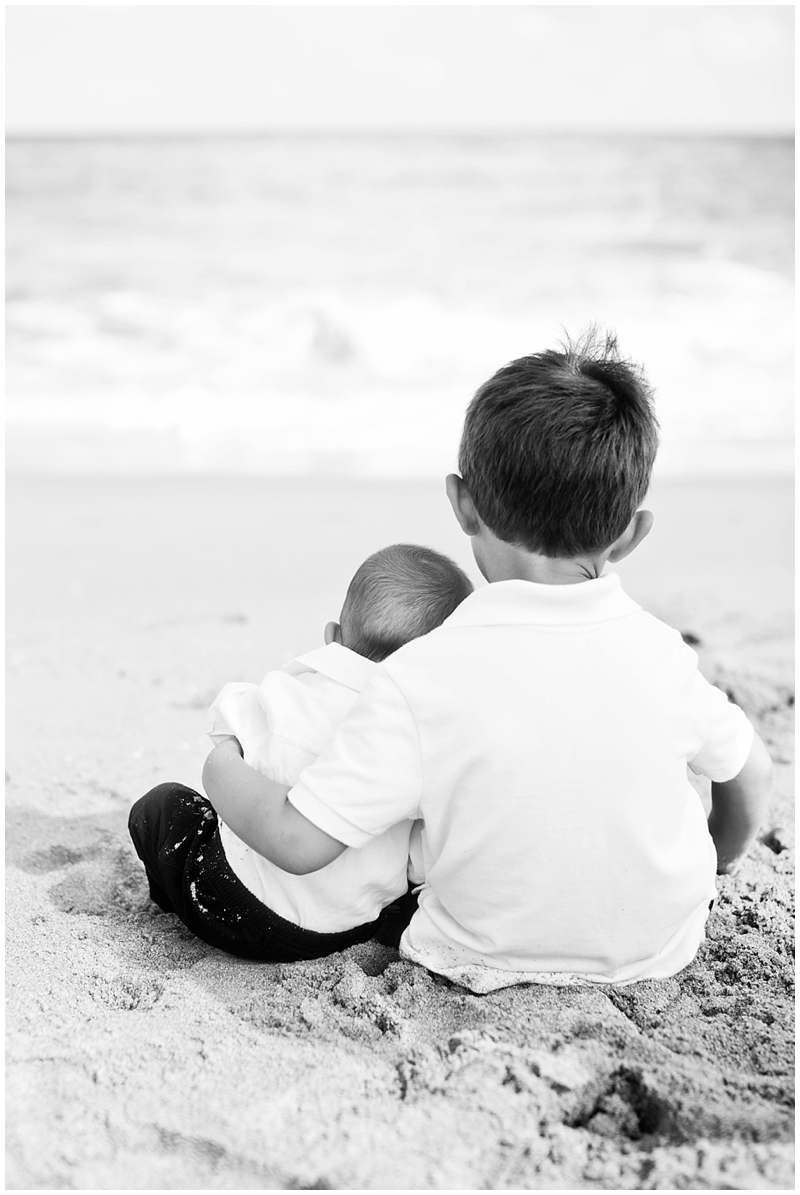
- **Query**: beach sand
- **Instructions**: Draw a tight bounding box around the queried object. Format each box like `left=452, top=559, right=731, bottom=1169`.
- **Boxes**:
left=5, top=474, right=794, bottom=1190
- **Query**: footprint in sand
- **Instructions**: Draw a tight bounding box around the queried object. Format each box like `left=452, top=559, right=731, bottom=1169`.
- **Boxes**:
left=7, top=807, right=115, bottom=871
left=18, top=842, right=102, bottom=873
left=7, top=807, right=148, bottom=916
left=48, top=845, right=148, bottom=917
left=565, top=1066, right=681, bottom=1143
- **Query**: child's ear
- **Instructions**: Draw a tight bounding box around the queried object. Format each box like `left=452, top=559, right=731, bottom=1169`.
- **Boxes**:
left=607, top=509, right=654, bottom=563
left=324, top=621, right=342, bottom=646
left=445, top=474, right=481, bottom=537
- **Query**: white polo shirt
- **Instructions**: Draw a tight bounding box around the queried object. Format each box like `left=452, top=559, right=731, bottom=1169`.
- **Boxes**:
left=288, top=573, right=755, bottom=991
left=207, top=643, right=412, bottom=932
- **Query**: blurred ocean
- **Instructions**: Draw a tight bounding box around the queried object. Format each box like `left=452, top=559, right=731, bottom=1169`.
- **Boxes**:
left=6, top=134, right=794, bottom=476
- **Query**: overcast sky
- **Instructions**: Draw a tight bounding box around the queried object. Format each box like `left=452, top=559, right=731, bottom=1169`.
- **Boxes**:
left=5, top=4, right=795, bottom=136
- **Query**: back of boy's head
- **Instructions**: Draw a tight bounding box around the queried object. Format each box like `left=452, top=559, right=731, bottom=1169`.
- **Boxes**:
left=458, top=329, right=659, bottom=557
left=340, top=544, right=473, bottom=663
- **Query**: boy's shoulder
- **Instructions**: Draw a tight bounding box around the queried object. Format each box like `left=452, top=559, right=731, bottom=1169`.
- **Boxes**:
left=377, top=578, right=699, bottom=684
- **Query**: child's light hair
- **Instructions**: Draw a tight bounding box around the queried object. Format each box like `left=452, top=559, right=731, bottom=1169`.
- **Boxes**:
left=340, top=544, right=473, bottom=663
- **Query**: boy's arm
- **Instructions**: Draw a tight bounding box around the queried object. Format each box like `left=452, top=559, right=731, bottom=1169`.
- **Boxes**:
left=202, top=739, right=347, bottom=874
left=707, top=731, right=772, bottom=874
left=682, top=641, right=772, bottom=876
left=205, top=666, right=421, bottom=873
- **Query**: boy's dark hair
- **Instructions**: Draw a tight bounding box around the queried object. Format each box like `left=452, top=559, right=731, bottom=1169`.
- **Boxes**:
left=458, top=330, right=659, bottom=557
left=340, top=544, right=473, bottom=663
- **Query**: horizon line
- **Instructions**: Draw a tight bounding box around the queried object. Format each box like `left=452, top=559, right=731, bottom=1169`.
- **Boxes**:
left=5, top=126, right=795, bottom=142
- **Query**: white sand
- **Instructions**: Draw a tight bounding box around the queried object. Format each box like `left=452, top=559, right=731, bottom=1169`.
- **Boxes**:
left=5, top=475, right=794, bottom=1189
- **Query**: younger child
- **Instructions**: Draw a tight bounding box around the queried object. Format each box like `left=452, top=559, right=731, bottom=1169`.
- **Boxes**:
left=202, top=332, right=773, bottom=991
left=128, top=544, right=473, bottom=959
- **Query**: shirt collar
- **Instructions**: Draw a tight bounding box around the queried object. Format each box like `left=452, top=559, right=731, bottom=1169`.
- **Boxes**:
left=442, top=571, right=641, bottom=628
left=292, top=642, right=375, bottom=692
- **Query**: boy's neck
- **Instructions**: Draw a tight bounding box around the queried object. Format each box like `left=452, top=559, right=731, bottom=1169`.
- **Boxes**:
left=480, top=537, right=610, bottom=586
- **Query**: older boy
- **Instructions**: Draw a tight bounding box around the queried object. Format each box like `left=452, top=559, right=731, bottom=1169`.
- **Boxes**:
left=203, top=333, right=772, bottom=990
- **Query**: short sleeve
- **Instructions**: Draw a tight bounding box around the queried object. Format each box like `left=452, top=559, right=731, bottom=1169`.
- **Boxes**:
left=287, top=666, right=422, bottom=848
left=207, top=683, right=263, bottom=742
left=207, top=683, right=283, bottom=775
left=687, top=669, right=755, bottom=782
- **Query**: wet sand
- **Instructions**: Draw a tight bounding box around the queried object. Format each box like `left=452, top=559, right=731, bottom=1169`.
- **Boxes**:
left=5, top=474, right=794, bottom=1190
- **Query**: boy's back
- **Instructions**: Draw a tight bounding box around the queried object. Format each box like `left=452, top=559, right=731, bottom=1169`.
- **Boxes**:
left=288, top=572, right=753, bottom=990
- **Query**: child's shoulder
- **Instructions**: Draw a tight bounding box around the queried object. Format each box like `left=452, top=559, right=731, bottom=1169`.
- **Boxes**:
left=272, top=642, right=374, bottom=683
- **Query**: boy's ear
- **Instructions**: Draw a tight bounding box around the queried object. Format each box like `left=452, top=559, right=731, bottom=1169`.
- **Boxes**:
left=445, top=474, right=482, bottom=536
left=324, top=620, right=342, bottom=646
left=607, top=509, right=654, bottom=563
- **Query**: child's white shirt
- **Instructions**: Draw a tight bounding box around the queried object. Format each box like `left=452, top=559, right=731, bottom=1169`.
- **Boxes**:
left=286, top=573, right=755, bottom=991
left=207, top=642, right=413, bottom=932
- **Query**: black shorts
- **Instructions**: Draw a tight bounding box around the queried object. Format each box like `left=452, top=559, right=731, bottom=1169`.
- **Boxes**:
left=128, top=783, right=415, bottom=961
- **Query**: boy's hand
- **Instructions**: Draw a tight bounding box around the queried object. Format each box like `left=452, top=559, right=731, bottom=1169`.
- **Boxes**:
left=708, top=731, right=773, bottom=874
